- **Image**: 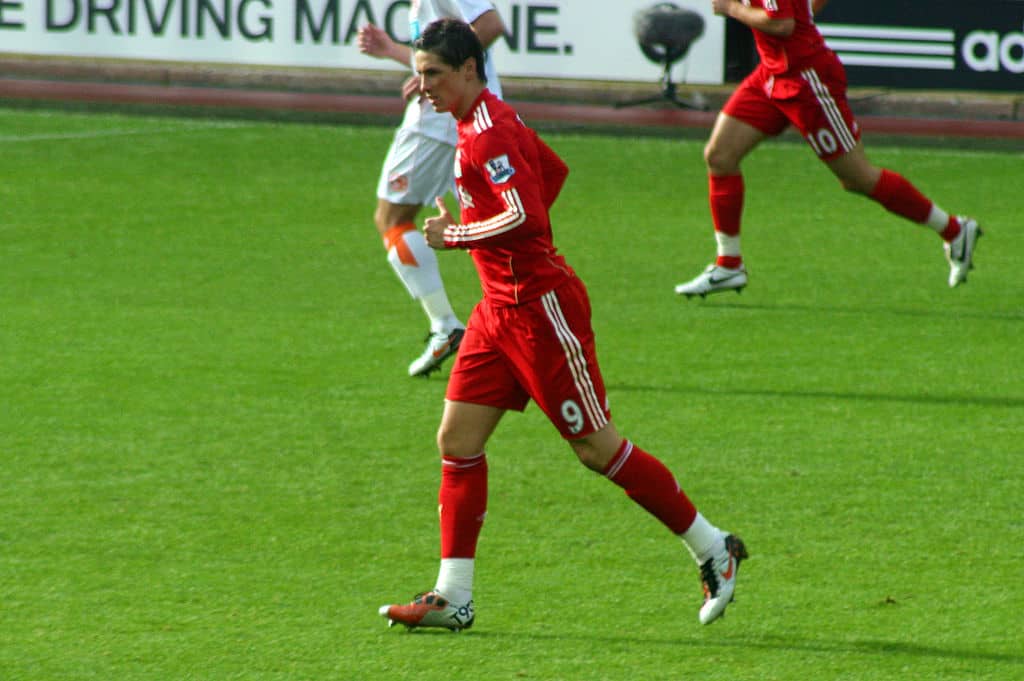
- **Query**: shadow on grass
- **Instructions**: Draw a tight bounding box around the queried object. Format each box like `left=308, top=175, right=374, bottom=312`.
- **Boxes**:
left=606, top=383, right=1024, bottom=409
left=676, top=299, right=1024, bottom=323
left=464, top=630, right=1023, bottom=666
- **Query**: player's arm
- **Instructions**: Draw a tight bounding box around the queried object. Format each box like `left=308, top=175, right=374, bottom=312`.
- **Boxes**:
left=534, top=133, right=569, bottom=209
left=470, top=9, right=506, bottom=49
left=812, top=0, right=830, bottom=15
left=711, top=0, right=795, bottom=38
left=356, top=24, right=412, bottom=67
left=442, top=133, right=548, bottom=248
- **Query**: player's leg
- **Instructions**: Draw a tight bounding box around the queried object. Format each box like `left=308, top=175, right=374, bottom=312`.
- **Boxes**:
left=374, top=129, right=466, bottom=374
left=825, top=145, right=981, bottom=287
left=380, top=311, right=524, bottom=631
left=570, top=424, right=748, bottom=625
left=676, top=72, right=782, bottom=298
left=796, top=63, right=981, bottom=287
left=378, top=399, right=504, bottom=631
left=705, top=113, right=766, bottom=265
left=519, top=278, right=748, bottom=624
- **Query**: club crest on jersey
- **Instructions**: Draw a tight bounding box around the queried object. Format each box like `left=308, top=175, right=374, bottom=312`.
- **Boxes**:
left=387, top=173, right=409, bottom=193
left=485, top=154, right=516, bottom=184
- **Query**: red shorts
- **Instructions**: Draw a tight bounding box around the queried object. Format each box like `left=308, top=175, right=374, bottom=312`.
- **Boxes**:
left=446, top=276, right=611, bottom=439
left=723, top=54, right=861, bottom=160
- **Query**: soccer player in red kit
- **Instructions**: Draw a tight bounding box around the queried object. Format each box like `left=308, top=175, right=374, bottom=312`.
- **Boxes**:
left=675, top=0, right=981, bottom=297
left=378, top=18, right=748, bottom=630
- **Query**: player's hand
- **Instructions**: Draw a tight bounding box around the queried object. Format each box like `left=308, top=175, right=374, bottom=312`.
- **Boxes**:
left=710, top=0, right=734, bottom=16
left=423, top=197, right=454, bottom=249
left=401, top=75, right=421, bottom=101
left=356, top=23, right=391, bottom=57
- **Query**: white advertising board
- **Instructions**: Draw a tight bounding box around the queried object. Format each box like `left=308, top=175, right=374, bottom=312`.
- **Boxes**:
left=0, top=1, right=725, bottom=84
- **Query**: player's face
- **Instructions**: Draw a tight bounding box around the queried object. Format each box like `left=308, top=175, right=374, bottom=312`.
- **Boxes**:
left=414, top=50, right=476, bottom=118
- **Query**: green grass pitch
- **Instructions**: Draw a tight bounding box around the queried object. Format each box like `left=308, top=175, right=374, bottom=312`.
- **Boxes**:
left=0, top=106, right=1021, bottom=680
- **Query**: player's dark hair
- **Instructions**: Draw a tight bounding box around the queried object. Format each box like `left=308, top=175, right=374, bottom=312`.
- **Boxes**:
left=413, top=18, right=487, bottom=82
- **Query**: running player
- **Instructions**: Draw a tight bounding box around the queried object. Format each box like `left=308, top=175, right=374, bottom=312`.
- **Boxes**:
left=675, top=0, right=981, bottom=298
left=378, top=18, right=748, bottom=631
left=356, top=1, right=504, bottom=375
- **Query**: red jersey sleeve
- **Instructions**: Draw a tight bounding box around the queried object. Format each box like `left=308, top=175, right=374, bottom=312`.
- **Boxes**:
left=443, top=123, right=552, bottom=248
left=534, top=134, right=569, bottom=209
left=762, top=0, right=795, bottom=19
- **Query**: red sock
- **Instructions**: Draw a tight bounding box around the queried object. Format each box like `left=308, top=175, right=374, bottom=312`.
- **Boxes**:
left=869, top=169, right=933, bottom=224
left=439, top=453, right=487, bottom=558
left=603, top=441, right=698, bottom=534
left=709, top=174, right=744, bottom=237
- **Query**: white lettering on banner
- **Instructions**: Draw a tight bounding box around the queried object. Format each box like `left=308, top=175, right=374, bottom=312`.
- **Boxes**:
left=962, top=25, right=1024, bottom=74
left=0, top=1, right=726, bottom=84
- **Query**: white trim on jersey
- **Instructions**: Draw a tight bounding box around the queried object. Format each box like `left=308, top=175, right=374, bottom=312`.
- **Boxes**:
left=801, top=68, right=858, bottom=152
left=540, top=290, right=608, bottom=434
left=446, top=187, right=526, bottom=244
left=473, top=100, right=494, bottom=135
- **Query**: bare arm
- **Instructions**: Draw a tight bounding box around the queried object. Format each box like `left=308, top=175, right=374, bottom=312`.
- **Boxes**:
left=359, top=8, right=504, bottom=65
left=711, top=0, right=795, bottom=37
left=470, top=9, right=506, bottom=49
left=362, top=11, right=505, bottom=100
left=356, top=23, right=411, bottom=67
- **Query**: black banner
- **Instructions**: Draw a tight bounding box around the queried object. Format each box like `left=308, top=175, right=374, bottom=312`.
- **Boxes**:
left=817, top=0, right=1024, bottom=91
left=725, top=1, right=1024, bottom=91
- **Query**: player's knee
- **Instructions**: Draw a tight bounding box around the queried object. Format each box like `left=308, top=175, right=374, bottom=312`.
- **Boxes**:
left=572, top=447, right=604, bottom=472
left=702, top=141, right=717, bottom=169
left=569, top=438, right=616, bottom=473
left=436, top=424, right=477, bottom=459
left=372, top=205, right=392, bottom=236
left=704, top=142, right=736, bottom=175
left=838, top=175, right=871, bottom=195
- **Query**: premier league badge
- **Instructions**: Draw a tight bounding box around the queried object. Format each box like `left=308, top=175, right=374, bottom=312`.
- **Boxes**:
left=485, top=154, right=516, bottom=184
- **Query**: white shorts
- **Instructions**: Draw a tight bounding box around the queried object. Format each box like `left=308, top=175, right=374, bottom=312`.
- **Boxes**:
left=376, top=128, right=455, bottom=207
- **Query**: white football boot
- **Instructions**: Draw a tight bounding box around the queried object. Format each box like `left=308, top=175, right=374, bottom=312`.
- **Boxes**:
left=675, top=264, right=748, bottom=298
left=698, top=534, right=748, bottom=625
left=408, top=327, right=465, bottom=377
left=379, top=591, right=475, bottom=631
left=943, top=217, right=982, bottom=288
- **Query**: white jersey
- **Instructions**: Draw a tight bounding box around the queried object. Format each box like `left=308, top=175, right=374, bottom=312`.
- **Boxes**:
left=403, top=0, right=502, bottom=144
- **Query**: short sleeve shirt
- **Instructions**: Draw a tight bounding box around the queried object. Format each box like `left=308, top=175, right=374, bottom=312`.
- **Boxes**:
left=747, top=0, right=827, bottom=74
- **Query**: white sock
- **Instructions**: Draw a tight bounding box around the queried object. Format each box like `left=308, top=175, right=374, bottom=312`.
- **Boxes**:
left=680, top=513, right=724, bottom=564
left=386, top=228, right=443, bottom=298
left=385, top=229, right=460, bottom=333
left=925, top=204, right=951, bottom=233
left=714, top=231, right=741, bottom=260
left=419, top=290, right=461, bottom=335
left=435, top=558, right=474, bottom=605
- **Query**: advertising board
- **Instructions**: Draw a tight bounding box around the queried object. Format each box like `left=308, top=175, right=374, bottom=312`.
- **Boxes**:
left=0, top=1, right=726, bottom=84
left=817, top=1, right=1024, bottom=91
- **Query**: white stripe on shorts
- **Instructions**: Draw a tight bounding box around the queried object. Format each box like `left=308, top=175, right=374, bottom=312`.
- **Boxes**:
left=801, top=68, right=857, bottom=152
left=540, top=290, right=608, bottom=433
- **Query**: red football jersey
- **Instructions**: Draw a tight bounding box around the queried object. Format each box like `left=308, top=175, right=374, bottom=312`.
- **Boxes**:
left=749, top=0, right=827, bottom=74
left=444, top=89, right=573, bottom=306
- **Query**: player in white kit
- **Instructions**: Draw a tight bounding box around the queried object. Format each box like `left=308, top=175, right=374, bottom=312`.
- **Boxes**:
left=357, top=1, right=504, bottom=376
